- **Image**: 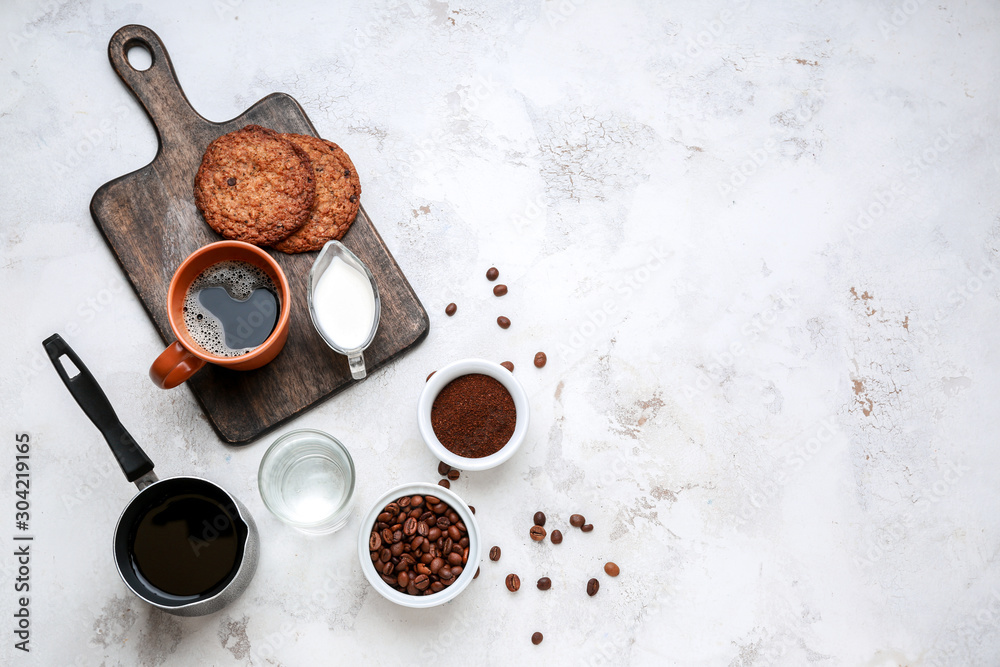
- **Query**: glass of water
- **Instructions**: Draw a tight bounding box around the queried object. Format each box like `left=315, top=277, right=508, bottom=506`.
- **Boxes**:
left=258, top=429, right=356, bottom=534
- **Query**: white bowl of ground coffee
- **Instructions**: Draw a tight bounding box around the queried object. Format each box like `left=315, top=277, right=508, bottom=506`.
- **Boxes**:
left=417, top=358, right=530, bottom=472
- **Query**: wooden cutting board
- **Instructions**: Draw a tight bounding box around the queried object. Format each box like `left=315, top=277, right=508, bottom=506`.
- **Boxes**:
left=90, top=25, right=428, bottom=444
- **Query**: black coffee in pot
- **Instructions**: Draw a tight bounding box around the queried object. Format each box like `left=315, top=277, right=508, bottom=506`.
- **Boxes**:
left=129, top=492, right=240, bottom=598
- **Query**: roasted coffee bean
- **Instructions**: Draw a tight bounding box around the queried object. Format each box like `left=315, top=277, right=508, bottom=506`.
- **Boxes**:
left=490, top=546, right=501, bottom=561
left=529, top=526, right=546, bottom=541
left=497, top=315, right=511, bottom=329
left=447, top=469, right=460, bottom=481
left=505, top=573, right=520, bottom=592
left=445, top=303, right=457, bottom=316
left=462, top=547, right=469, bottom=565
left=469, top=505, right=476, bottom=514
left=587, top=578, right=600, bottom=596
left=581, top=524, right=594, bottom=533
left=377, top=511, right=392, bottom=523
left=533, top=511, right=546, bottom=526
left=474, top=566, right=480, bottom=579
left=486, top=267, right=499, bottom=281
left=437, top=462, right=451, bottom=476
left=569, top=514, right=585, bottom=528
left=550, top=529, right=563, bottom=544
left=438, top=479, right=450, bottom=488
left=370, top=492, right=472, bottom=596
left=534, top=351, right=547, bottom=368
left=604, top=562, right=620, bottom=577
left=531, top=632, right=543, bottom=645
left=500, top=361, right=514, bottom=372
left=493, top=284, right=508, bottom=297
left=537, top=577, right=552, bottom=591
left=426, top=371, right=436, bottom=381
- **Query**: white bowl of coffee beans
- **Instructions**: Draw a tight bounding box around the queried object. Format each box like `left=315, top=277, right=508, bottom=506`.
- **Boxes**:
left=358, top=482, right=481, bottom=608
left=417, top=358, right=530, bottom=472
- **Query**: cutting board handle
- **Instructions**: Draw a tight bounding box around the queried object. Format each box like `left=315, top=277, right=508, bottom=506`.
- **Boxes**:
left=108, top=25, right=203, bottom=141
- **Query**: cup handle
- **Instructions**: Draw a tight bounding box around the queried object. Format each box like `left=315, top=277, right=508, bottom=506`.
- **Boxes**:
left=348, top=351, right=367, bottom=380
left=150, top=341, right=206, bottom=389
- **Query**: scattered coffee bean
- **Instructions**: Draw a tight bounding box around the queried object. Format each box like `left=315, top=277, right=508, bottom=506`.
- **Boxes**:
left=497, top=316, right=511, bottom=329
left=533, top=511, right=546, bottom=526
left=570, top=514, right=585, bottom=527
left=486, top=267, right=499, bottom=281
left=426, top=371, right=436, bottom=381
left=438, top=479, right=450, bottom=488
left=445, top=303, right=457, bottom=316
left=604, top=562, right=620, bottom=577
left=536, top=577, right=551, bottom=590
left=581, top=523, right=594, bottom=533
left=550, top=529, right=563, bottom=544
left=531, top=632, right=543, bottom=645
left=369, top=494, right=470, bottom=596
left=587, top=578, right=600, bottom=596
left=474, top=566, right=480, bottom=579
left=469, top=505, right=475, bottom=514
left=493, top=284, right=508, bottom=297
left=501, top=361, right=514, bottom=372
left=489, top=546, right=501, bottom=561
left=438, top=461, right=451, bottom=476
left=529, top=525, right=546, bottom=541
left=534, top=351, right=547, bottom=368
left=226, top=177, right=236, bottom=186
left=505, top=573, right=520, bottom=592
left=447, top=469, right=460, bottom=481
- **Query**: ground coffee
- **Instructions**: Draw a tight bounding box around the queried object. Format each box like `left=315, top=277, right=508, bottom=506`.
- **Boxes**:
left=431, top=374, right=516, bottom=458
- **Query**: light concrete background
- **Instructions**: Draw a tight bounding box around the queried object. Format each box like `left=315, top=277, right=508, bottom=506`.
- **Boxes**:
left=2, top=0, right=999, bottom=665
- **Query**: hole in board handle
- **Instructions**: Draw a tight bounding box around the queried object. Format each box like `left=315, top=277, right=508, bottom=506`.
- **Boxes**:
left=126, top=43, right=152, bottom=71
left=58, top=354, right=81, bottom=380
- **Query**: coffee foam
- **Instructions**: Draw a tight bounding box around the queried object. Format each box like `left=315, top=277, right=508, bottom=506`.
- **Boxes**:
left=182, top=260, right=278, bottom=357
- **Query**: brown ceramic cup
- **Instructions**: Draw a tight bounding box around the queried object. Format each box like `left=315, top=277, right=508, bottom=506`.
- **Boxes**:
left=149, top=241, right=291, bottom=389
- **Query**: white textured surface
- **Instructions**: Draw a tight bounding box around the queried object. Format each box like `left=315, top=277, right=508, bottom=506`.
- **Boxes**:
left=2, top=0, right=1000, bottom=665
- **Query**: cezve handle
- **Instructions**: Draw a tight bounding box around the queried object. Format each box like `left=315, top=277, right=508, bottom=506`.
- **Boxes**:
left=43, top=334, right=155, bottom=483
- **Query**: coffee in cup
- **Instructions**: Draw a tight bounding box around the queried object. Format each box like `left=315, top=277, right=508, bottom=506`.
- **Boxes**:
left=150, top=241, right=291, bottom=389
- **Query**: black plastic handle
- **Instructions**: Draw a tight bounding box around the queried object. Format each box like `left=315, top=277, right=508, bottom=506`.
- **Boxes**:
left=43, top=334, right=155, bottom=483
